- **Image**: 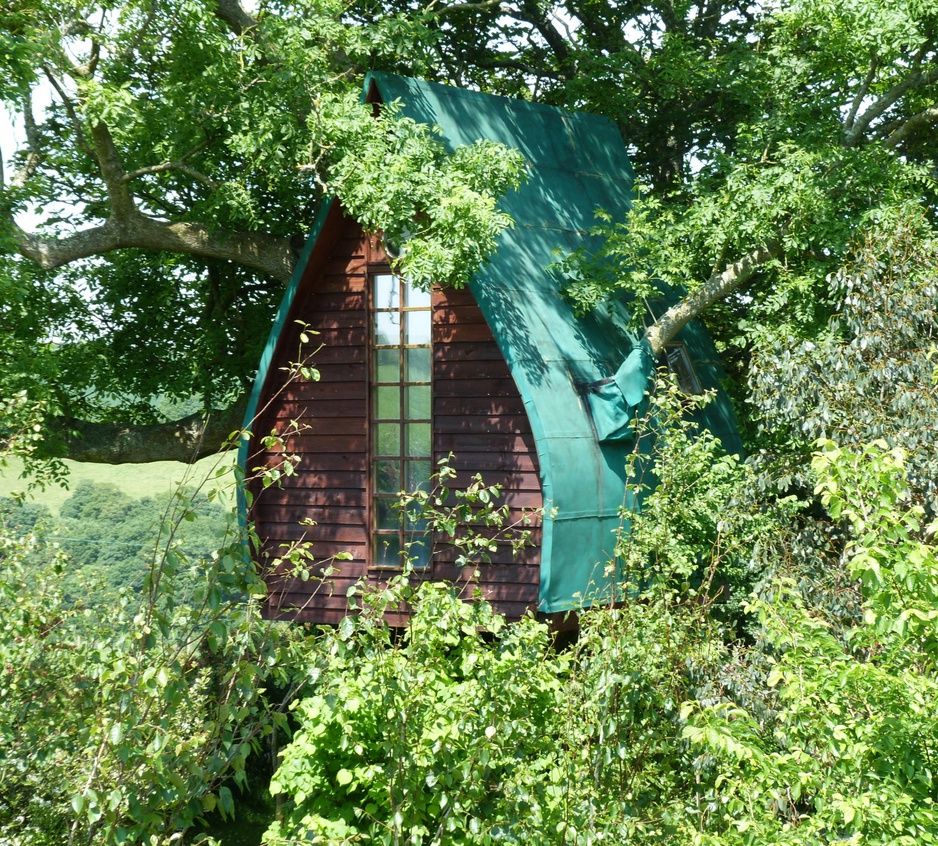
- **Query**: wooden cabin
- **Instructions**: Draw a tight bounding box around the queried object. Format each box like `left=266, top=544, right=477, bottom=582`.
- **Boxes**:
left=240, top=74, right=742, bottom=625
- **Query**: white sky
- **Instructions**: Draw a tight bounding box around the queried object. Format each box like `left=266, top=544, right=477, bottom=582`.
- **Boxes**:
left=1, top=86, right=57, bottom=231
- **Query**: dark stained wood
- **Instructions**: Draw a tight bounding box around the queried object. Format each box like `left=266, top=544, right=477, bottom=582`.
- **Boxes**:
left=268, top=399, right=366, bottom=419
left=433, top=305, right=489, bottom=325
left=443, top=450, right=540, bottom=473
left=248, top=205, right=543, bottom=624
left=282, top=382, right=367, bottom=401
left=254, top=499, right=367, bottom=520
left=278, top=434, right=367, bottom=453
left=434, top=359, right=523, bottom=380
left=437, top=432, right=538, bottom=454
left=435, top=342, right=507, bottom=362
left=434, top=323, right=499, bottom=343
left=435, top=378, right=522, bottom=398
left=435, top=414, right=532, bottom=434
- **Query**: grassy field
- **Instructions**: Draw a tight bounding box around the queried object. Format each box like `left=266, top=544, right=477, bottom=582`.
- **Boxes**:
left=0, top=451, right=238, bottom=516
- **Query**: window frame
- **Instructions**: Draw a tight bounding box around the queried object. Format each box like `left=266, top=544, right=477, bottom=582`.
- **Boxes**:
left=663, top=343, right=703, bottom=395
left=367, top=269, right=434, bottom=571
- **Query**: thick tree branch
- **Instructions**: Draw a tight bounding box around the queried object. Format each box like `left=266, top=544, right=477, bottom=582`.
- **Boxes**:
left=882, top=107, right=938, bottom=148
left=214, top=0, right=259, bottom=36
left=91, top=122, right=137, bottom=219
left=56, top=396, right=248, bottom=463
left=12, top=215, right=297, bottom=282
left=644, top=238, right=782, bottom=355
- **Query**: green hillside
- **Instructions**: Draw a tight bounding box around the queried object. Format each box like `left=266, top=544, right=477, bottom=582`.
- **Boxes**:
left=0, top=451, right=238, bottom=516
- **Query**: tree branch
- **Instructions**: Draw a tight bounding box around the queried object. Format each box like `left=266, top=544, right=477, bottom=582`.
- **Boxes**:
left=844, top=55, right=878, bottom=133
left=213, top=0, right=259, bottom=36
left=517, top=0, right=576, bottom=75
left=844, top=48, right=937, bottom=147
left=55, top=396, right=248, bottom=463
left=9, top=109, right=295, bottom=281
left=430, top=0, right=501, bottom=17
left=42, top=68, right=93, bottom=158
left=12, top=214, right=297, bottom=282
left=10, top=89, right=43, bottom=190
left=881, top=107, right=938, bottom=148
left=123, top=161, right=221, bottom=190
left=644, top=237, right=783, bottom=355
left=91, top=122, right=138, bottom=219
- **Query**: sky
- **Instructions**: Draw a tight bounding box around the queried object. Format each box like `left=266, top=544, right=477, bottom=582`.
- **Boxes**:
left=1, top=85, right=54, bottom=231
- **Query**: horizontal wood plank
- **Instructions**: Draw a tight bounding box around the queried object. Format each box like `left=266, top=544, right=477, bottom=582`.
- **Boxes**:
left=435, top=414, right=531, bottom=435
left=280, top=381, right=367, bottom=401
left=442, top=450, right=540, bottom=473
left=434, top=305, right=492, bottom=327
left=255, top=502, right=366, bottom=524
left=434, top=323, right=499, bottom=343
left=434, top=342, right=505, bottom=362
left=433, top=360, right=515, bottom=382
left=260, top=522, right=368, bottom=543
left=435, top=378, right=520, bottom=398
left=279, top=434, right=366, bottom=453
left=435, top=436, right=539, bottom=458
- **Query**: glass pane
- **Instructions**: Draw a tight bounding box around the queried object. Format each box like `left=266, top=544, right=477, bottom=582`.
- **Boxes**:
left=376, top=460, right=401, bottom=494
left=406, top=459, right=432, bottom=492
left=405, top=347, right=431, bottom=382
left=374, top=385, right=400, bottom=420
left=374, top=532, right=401, bottom=568
left=374, top=311, right=400, bottom=346
left=405, top=283, right=432, bottom=309
left=405, top=386, right=431, bottom=420
left=406, top=423, right=431, bottom=456
left=405, top=311, right=432, bottom=345
left=406, top=509, right=431, bottom=533
left=375, top=349, right=399, bottom=382
left=375, top=497, right=400, bottom=531
left=375, top=423, right=400, bottom=456
left=374, top=274, right=399, bottom=310
left=405, top=536, right=431, bottom=570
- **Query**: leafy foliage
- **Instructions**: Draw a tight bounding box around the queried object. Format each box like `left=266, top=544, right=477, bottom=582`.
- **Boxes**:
left=0, top=393, right=299, bottom=845
left=322, top=100, right=525, bottom=290
left=682, top=441, right=938, bottom=844
left=267, top=580, right=566, bottom=845
left=750, top=211, right=938, bottom=507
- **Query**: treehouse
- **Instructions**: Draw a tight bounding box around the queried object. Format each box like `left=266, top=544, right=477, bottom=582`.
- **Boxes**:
left=240, top=73, right=742, bottom=625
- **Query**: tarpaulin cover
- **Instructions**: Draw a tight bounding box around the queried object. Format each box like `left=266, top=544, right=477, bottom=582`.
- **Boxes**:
left=366, top=74, right=743, bottom=612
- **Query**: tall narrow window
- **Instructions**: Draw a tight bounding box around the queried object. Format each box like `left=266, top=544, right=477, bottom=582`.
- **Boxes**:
left=371, top=273, right=433, bottom=569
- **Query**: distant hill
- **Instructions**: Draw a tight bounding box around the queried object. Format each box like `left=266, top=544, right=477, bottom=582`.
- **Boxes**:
left=0, top=452, right=237, bottom=517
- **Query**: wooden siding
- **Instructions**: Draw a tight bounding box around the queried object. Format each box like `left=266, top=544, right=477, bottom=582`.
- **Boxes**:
left=248, top=210, right=543, bottom=624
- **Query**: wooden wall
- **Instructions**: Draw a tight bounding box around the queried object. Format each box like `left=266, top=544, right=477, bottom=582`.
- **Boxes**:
left=247, top=208, right=543, bottom=624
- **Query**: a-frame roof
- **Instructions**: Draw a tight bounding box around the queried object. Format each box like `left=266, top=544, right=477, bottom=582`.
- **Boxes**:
left=243, top=74, right=742, bottom=615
